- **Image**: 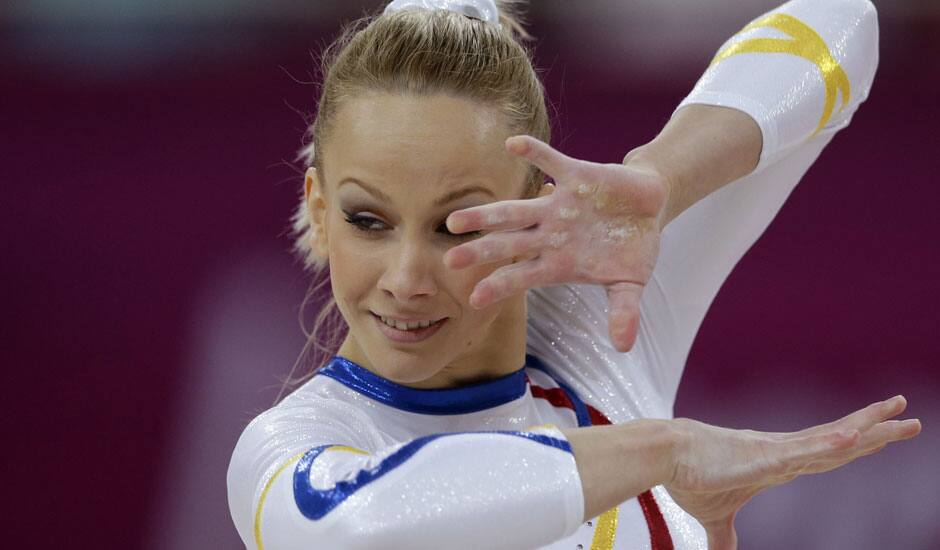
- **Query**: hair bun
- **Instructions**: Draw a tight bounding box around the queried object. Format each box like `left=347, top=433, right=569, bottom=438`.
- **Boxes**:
left=384, top=0, right=501, bottom=27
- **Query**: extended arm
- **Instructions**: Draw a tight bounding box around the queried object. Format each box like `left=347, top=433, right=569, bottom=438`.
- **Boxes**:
left=228, top=391, right=918, bottom=550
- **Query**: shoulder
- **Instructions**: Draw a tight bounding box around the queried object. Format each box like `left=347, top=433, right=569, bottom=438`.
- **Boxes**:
left=245, top=376, right=379, bottom=441
left=230, top=376, right=384, bottom=476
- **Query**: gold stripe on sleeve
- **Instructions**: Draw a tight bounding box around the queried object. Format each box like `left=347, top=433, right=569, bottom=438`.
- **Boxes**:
left=710, top=13, right=851, bottom=136
left=253, top=445, right=370, bottom=550
left=590, top=507, right=619, bottom=550
left=253, top=451, right=307, bottom=550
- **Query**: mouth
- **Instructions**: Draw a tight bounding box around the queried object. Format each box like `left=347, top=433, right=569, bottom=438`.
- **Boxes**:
left=370, top=312, right=448, bottom=343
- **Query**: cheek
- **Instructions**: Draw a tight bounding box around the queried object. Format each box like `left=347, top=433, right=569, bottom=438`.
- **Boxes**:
left=448, top=255, right=499, bottom=300
left=327, top=235, right=380, bottom=307
left=450, top=261, right=509, bottom=330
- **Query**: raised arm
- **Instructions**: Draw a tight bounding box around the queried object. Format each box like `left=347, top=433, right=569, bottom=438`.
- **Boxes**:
left=447, top=0, right=880, bottom=409
left=631, top=0, right=880, bottom=405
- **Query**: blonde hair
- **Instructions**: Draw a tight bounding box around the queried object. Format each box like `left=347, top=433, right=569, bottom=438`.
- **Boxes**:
left=275, top=0, right=551, bottom=404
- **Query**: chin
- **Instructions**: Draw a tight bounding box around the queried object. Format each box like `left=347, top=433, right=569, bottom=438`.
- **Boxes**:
left=366, top=346, right=445, bottom=385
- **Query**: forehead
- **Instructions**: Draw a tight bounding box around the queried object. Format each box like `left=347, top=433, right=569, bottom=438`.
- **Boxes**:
left=323, top=93, right=527, bottom=200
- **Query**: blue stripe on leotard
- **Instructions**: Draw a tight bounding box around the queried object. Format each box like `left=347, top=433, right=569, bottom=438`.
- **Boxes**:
left=525, top=354, right=592, bottom=427
left=293, top=431, right=571, bottom=520
left=318, top=356, right=528, bottom=415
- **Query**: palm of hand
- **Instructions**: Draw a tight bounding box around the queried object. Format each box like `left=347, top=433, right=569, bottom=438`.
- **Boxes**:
left=445, top=135, right=671, bottom=351
left=664, top=398, right=921, bottom=550
left=665, top=422, right=788, bottom=539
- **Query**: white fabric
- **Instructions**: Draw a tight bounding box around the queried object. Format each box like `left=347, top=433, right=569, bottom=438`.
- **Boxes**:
left=228, top=0, right=879, bottom=547
left=232, top=370, right=614, bottom=550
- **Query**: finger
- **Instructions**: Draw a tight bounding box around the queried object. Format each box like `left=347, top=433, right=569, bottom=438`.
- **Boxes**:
left=605, top=282, right=644, bottom=352
left=469, top=258, right=547, bottom=309
left=445, top=229, right=543, bottom=270
left=799, top=395, right=908, bottom=438
left=446, top=196, right=549, bottom=234
left=506, top=135, right=580, bottom=181
left=783, top=429, right=861, bottom=466
left=856, top=418, right=922, bottom=449
left=801, top=419, right=920, bottom=474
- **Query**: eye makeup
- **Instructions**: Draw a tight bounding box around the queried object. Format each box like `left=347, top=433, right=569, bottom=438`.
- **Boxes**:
left=341, top=208, right=482, bottom=239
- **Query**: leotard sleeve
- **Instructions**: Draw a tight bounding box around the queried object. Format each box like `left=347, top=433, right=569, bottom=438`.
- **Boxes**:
left=226, top=391, right=584, bottom=550
left=526, top=0, right=879, bottom=417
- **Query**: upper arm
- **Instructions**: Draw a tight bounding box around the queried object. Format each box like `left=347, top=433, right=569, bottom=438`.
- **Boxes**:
left=226, top=396, right=382, bottom=549
left=227, top=396, right=584, bottom=550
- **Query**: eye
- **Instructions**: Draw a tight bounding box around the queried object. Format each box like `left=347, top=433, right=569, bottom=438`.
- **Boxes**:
left=437, top=222, right=482, bottom=239
left=343, top=211, right=388, bottom=233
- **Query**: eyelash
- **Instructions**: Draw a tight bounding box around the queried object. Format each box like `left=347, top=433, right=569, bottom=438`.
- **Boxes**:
left=342, top=212, right=481, bottom=239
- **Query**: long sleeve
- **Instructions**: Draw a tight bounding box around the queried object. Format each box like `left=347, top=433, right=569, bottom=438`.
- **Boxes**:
left=527, top=0, right=879, bottom=416
left=226, top=393, right=585, bottom=550
left=675, top=0, right=879, bottom=173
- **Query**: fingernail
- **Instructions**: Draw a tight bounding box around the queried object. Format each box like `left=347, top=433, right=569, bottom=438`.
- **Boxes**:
left=508, top=137, right=529, bottom=155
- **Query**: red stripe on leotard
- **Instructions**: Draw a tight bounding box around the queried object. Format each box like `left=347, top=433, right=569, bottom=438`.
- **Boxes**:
left=586, top=403, right=675, bottom=550
left=528, top=382, right=576, bottom=411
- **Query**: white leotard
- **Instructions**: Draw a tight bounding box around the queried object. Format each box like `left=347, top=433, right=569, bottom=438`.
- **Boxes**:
left=228, top=1, right=879, bottom=547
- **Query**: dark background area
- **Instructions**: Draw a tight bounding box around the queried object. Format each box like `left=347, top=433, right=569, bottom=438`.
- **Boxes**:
left=2, top=1, right=937, bottom=548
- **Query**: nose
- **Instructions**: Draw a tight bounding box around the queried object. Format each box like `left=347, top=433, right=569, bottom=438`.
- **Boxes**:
left=377, top=236, right=439, bottom=302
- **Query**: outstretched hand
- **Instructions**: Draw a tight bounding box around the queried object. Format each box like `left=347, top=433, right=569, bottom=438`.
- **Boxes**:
left=444, top=135, right=672, bottom=352
left=665, top=396, right=922, bottom=550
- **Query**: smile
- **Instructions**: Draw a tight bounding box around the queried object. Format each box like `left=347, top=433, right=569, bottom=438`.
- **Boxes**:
left=370, top=312, right=448, bottom=343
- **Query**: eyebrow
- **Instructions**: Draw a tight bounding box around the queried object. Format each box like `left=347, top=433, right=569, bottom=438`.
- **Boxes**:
left=339, top=178, right=495, bottom=206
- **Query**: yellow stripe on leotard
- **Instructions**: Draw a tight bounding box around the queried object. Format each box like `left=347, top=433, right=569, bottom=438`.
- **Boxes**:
left=253, top=445, right=370, bottom=550
left=590, top=506, right=619, bottom=550
left=327, top=445, right=370, bottom=456
left=711, top=13, right=851, bottom=136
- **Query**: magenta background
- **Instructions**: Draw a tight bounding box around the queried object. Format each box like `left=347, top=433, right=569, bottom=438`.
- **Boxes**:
left=3, top=2, right=938, bottom=549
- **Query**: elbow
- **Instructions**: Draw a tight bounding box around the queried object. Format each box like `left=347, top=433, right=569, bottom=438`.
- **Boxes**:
left=853, top=0, right=879, bottom=52
left=260, top=505, right=402, bottom=550
left=841, top=0, right=879, bottom=60
left=851, top=0, right=880, bottom=101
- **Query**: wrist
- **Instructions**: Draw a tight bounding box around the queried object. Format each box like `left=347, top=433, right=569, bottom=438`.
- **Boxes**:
left=622, top=145, right=682, bottom=229
left=615, top=418, right=682, bottom=487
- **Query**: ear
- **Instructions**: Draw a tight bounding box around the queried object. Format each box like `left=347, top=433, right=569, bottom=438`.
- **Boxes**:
left=304, top=167, right=329, bottom=259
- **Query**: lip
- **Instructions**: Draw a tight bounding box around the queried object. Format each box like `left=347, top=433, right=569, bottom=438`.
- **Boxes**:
left=373, top=312, right=447, bottom=323
left=371, top=312, right=448, bottom=343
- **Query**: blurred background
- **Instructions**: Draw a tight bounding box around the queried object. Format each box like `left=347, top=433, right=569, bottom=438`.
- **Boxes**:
left=3, top=0, right=938, bottom=548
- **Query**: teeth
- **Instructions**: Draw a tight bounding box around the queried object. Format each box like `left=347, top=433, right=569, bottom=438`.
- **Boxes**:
left=380, top=315, right=439, bottom=331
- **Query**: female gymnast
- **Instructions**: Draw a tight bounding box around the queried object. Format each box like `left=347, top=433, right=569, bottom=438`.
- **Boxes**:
left=227, top=0, right=921, bottom=548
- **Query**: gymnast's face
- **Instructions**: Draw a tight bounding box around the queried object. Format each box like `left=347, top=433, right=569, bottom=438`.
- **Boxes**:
left=305, top=93, right=532, bottom=388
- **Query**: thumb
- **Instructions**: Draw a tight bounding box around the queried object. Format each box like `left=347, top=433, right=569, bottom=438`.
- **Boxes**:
left=606, top=282, right=644, bottom=352
left=708, top=525, right=738, bottom=550
left=705, top=519, right=738, bottom=550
